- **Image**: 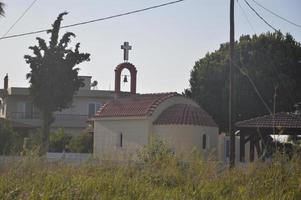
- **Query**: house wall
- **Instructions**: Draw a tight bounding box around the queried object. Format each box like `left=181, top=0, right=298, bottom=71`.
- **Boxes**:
left=153, top=125, right=219, bottom=158
left=94, top=118, right=150, bottom=160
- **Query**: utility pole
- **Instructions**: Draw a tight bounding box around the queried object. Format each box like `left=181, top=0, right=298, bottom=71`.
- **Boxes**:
left=229, top=0, right=235, bottom=168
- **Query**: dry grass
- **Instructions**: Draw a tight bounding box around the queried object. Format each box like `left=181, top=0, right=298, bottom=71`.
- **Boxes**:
left=0, top=150, right=301, bottom=200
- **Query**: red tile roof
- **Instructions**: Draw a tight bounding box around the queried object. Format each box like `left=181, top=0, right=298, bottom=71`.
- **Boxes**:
left=153, top=104, right=218, bottom=127
left=236, top=112, right=301, bottom=129
left=95, top=92, right=179, bottom=118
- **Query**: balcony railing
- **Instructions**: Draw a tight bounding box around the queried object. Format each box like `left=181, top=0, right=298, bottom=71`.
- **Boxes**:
left=10, top=112, right=88, bottom=121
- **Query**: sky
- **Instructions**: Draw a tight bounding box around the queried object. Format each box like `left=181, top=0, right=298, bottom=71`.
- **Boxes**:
left=0, top=0, right=300, bottom=94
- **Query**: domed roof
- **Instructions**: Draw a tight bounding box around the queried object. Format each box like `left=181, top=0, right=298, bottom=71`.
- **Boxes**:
left=153, top=104, right=217, bottom=127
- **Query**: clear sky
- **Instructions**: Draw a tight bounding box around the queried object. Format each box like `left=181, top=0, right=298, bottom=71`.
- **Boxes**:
left=0, top=0, right=300, bottom=93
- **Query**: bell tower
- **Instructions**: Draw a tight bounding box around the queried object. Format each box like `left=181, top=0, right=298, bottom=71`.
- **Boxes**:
left=115, top=42, right=137, bottom=97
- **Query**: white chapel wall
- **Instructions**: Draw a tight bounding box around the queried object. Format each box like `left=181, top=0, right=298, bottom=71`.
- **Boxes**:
left=153, top=125, right=219, bottom=158
left=94, top=118, right=150, bottom=160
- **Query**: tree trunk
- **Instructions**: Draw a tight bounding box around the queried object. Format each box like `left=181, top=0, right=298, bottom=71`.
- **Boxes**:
left=40, top=110, right=53, bottom=155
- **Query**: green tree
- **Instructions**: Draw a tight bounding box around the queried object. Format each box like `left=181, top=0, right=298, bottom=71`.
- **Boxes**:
left=185, top=32, right=301, bottom=132
left=24, top=12, right=90, bottom=154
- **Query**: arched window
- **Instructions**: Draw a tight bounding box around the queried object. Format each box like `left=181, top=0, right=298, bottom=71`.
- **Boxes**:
left=202, top=134, right=207, bottom=150
left=120, top=133, right=123, bottom=148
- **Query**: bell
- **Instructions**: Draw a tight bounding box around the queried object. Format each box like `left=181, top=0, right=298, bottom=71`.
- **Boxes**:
left=123, top=75, right=128, bottom=83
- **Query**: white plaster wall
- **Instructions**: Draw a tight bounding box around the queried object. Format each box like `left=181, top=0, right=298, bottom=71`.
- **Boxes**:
left=153, top=125, right=219, bottom=158
left=94, top=118, right=150, bottom=160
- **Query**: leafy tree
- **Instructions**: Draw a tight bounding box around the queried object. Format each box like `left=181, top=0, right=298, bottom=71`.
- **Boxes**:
left=0, top=1, right=4, bottom=17
left=185, top=32, right=301, bottom=132
left=24, top=12, right=90, bottom=154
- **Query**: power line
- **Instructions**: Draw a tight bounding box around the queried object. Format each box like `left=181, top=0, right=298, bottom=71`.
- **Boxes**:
left=2, top=0, right=39, bottom=37
left=243, top=0, right=278, bottom=32
left=235, top=63, right=272, bottom=114
left=0, top=0, right=185, bottom=41
left=237, top=0, right=256, bottom=34
left=250, top=0, right=301, bottom=29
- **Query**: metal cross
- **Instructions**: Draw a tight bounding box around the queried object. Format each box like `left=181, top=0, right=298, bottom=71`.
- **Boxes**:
left=121, top=42, right=132, bottom=61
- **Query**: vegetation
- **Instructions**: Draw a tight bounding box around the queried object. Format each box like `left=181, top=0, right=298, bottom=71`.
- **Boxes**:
left=49, top=128, right=72, bottom=153
left=0, top=120, right=22, bottom=155
left=24, top=12, right=90, bottom=154
left=0, top=140, right=300, bottom=199
left=185, top=32, right=301, bottom=131
left=49, top=129, right=93, bottom=153
left=67, top=131, right=93, bottom=153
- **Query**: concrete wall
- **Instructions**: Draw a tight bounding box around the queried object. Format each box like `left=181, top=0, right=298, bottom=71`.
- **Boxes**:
left=153, top=125, right=219, bottom=158
left=94, top=118, right=150, bottom=160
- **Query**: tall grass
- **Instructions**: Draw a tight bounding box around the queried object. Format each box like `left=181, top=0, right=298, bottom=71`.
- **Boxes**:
left=0, top=144, right=300, bottom=199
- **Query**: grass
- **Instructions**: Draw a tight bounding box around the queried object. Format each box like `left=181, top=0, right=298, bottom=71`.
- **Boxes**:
left=0, top=151, right=301, bottom=200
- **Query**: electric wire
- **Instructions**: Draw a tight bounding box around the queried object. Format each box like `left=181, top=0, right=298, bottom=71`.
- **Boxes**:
left=250, top=0, right=301, bottom=29
left=237, top=0, right=256, bottom=34
left=234, top=63, right=273, bottom=115
left=0, top=0, right=185, bottom=41
left=243, top=0, right=278, bottom=32
left=2, top=0, right=39, bottom=37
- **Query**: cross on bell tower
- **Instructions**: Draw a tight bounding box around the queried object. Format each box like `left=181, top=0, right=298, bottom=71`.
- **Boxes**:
left=121, top=42, right=132, bottom=62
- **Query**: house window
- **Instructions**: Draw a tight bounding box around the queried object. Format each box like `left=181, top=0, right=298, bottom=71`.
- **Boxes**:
left=120, top=133, right=123, bottom=148
left=202, top=134, right=207, bottom=150
left=24, top=102, right=34, bottom=119
left=88, top=102, right=101, bottom=117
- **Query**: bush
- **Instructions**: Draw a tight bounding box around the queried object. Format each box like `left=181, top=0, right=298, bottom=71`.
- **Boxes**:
left=67, top=131, right=93, bottom=153
left=49, top=128, right=72, bottom=152
left=0, top=120, right=23, bottom=155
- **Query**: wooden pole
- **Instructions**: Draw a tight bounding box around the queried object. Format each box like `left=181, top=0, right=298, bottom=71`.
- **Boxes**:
left=229, top=0, right=235, bottom=167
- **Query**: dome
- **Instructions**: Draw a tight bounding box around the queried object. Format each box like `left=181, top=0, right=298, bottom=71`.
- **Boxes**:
left=153, top=104, right=217, bottom=127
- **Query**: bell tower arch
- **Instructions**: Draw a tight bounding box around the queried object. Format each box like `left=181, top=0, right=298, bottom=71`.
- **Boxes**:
left=115, top=62, right=137, bottom=96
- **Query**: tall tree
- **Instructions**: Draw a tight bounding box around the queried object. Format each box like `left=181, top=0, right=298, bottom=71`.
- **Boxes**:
left=185, top=32, right=301, bottom=132
left=25, top=12, right=90, bottom=154
left=0, top=1, right=5, bottom=17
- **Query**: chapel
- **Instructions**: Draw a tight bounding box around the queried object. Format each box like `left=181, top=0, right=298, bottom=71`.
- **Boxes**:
left=92, top=42, right=219, bottom=159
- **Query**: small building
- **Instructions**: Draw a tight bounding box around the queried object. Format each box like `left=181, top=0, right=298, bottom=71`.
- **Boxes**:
left=92, top=60, right=219, bottom=159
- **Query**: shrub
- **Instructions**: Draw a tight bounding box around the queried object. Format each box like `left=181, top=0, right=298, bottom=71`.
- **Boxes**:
left=49, top=128, right=72, bottom=152
left=67, top=131, right=93, bottom=153
left=0, top=120, right=23, bottom=155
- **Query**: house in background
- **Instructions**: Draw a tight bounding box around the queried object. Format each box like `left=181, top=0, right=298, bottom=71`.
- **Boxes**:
left=0, top=74, right=115, bottom=135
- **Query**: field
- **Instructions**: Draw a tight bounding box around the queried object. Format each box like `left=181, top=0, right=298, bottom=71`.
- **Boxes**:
left=0, top=150, right=300, bottom=200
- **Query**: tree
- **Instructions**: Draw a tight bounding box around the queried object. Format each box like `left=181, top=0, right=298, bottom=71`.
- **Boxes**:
left=185, top=32, right=301, bottom=132
left=0, top=1, right=5, bottom=17
left=25, top=12, right=90, bottom=154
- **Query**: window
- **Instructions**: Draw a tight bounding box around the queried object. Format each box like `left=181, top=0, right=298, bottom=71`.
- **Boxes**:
left=24, top=102, right=34, bottom=119
left=88, top=102, right=101, bottom=117
left=119, top=133, right=123, bottom=148
left=202, top=134, right=207, bottom=150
